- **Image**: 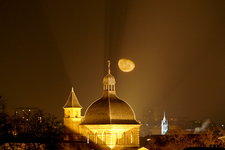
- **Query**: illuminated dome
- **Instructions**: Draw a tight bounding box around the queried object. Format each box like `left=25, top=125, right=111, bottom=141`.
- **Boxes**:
left=81, top=61, right=139, bottom=125
left=82, top=93, right=138, bottom=124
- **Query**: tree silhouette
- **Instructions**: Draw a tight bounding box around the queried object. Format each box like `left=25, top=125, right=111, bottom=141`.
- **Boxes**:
left=0, top=112, right=12, bottom=146
left=0, top=108, right=63, bottom=150
left=0, top=96, right=12, bottom=146
left=145, top=126, right=225, bottom=150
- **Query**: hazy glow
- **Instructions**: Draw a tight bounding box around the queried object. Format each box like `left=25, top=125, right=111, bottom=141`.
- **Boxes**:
left=118, top=58, right=135, bottom=72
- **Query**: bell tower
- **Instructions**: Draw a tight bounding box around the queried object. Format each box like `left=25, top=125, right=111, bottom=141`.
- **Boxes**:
left=63, top=87, right=82, bottom=141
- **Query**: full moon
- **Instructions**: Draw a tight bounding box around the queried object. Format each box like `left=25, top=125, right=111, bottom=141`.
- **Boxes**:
left=118, top=58, right=135, bottom=72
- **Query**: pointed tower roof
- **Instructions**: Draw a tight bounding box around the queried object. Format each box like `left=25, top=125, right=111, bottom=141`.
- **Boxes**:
left=162, top=112, right=167, bottom=121
left=63, top=87, right=82, bottom=108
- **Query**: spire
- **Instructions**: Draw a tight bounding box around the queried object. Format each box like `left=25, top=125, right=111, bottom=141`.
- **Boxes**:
left=63, top=87, right=82, bottom=108
left=108, top=60, right=111, bottom=74
left=103, top=60, right=116, bottom=92
left=72, top=86, right=74, bottom=93
left=161, top=112, right=168, bottom=135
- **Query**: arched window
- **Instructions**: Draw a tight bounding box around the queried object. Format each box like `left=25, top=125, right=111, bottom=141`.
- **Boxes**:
left=117, top=132, right=123, bottom=145
left=87, top=134, right=90, bottom=144
left=65, top=110, right=70, bottom=118
left=101, top=132, right=104, bottom=144
left=131, top=131, right=134, bottom=144
left=102, top=132, right=106, bottom=144
left=75, top=112, right=78, bottom=118
left=95, top=132, right=98, bottom=144
left=124, top=132, right=126, bottom=145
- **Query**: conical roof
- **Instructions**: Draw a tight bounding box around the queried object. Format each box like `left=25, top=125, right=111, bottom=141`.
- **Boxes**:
left=163, top=112, right=166, bottom=120
left=63, top=87, right=82, bottom=108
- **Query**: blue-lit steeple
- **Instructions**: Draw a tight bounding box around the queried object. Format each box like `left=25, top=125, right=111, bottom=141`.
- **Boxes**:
left=161, top=112, right=168, bottom=135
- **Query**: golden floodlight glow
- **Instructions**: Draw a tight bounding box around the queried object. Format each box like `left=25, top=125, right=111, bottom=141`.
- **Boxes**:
left=118, top=58, right=135, bottom=72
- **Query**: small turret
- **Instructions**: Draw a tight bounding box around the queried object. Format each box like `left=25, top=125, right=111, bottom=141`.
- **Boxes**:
left=63, top=87, right=82, bottom=141
left=63, top=87, right=82, bottom=118
left=103, top=60, right=116, bottom=93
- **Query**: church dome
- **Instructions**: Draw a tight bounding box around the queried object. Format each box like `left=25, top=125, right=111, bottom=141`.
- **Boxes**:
left=81, top=60, right=139, bottom=125
left=82, top=94, right=138, bottom=124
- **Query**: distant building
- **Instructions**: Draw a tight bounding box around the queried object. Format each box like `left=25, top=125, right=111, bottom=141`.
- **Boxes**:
left=161, top=112, right=168, bottom=135
left=63, top=61, right=141, bottom=150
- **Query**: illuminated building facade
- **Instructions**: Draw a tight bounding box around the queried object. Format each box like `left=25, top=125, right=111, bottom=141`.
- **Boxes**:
left=63, top=61, right=140, bottom=149
left=161, top=112, right=168, bottom=135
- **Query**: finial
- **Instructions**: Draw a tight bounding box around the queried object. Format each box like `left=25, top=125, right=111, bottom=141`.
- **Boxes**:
left=107, top=60, right=111, bottom=74
left=72, top=87, right=74, bottom=93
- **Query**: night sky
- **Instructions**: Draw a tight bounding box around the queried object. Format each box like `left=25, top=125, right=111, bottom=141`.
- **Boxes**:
left=0, top=0, right=225, bottom=123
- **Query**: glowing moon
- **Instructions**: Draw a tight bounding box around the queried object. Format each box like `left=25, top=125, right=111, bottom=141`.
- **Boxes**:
left=118, top=58, right=135, bottom=72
